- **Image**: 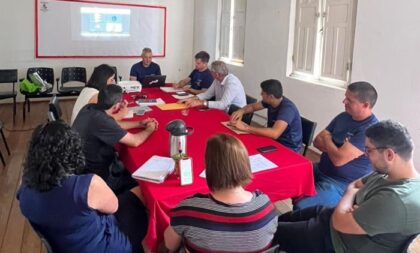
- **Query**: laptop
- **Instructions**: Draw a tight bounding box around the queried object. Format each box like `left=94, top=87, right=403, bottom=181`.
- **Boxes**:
left=142, top=75, right=166, bottom=88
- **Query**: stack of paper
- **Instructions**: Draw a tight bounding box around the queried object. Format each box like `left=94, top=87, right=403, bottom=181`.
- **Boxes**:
left=132, top=155, right=175, bottom=183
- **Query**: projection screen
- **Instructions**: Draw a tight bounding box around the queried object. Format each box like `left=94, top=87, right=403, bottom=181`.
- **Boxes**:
left=36, top=0, right=166, bottom=58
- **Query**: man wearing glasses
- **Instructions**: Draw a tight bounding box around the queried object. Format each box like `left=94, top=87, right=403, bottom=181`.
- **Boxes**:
left=294, top=82, right=378, bottom=210
left=274, top=120, right=420, bottom=253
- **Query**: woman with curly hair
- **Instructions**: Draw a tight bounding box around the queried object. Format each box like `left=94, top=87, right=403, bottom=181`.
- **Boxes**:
left=71, top=64, right=116, bottom=125
left=17, top=121, right=148, bottom=253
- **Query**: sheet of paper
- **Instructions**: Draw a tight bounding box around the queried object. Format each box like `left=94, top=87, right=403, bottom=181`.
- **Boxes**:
left=221, top=121, right=249, bottom=135
left=132, top=155, right=175, bottom=183
left=172, top=94, right=195, bottom=99
left=160, top=86, right=183, bottom=93
left=200, top=154, right=277, bottom=178
left=123, top=110, right=134, bottom=119
left=249, top=154, right=278, bottom=173
left=157, top=103, right=188, bottom=111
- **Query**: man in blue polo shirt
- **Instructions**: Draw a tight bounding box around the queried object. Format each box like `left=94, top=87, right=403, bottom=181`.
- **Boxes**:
left=175, top=51, right=214, bottom=95
left=129, top=47, right=161, bottom=84
left=294, top=81, right=379, bottom=210
left=230, top=79, right=302, bottom=153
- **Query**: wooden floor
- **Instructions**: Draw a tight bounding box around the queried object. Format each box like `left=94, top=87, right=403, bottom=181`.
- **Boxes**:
left=0, top=100, right=320, bottom=253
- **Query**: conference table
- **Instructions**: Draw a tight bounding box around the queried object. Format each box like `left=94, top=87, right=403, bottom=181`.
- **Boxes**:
left=118, top=86, right=316, bottom=252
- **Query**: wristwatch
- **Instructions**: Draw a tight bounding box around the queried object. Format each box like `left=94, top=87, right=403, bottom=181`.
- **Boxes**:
left=203, top=100, right=208, bottom=108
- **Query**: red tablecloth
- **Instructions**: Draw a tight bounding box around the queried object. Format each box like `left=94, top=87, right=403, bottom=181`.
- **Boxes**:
left=118, top=86, right=316, bottom=252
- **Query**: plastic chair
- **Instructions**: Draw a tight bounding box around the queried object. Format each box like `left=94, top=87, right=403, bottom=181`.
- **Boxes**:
left=0, top=120, right=10, bottom=167
left=0, top=69, right=18, bottom=122
left=56, top=67, right=86, bottom=96
left=301, top=116, right=317, bottom=156
left=21, top=67, right=55, bottom=120
left=49, top=95, right=62, bottom=121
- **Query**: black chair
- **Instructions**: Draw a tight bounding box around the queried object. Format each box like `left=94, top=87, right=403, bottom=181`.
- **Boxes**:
left=246, top=94, right=257, bottom=105
left=56, top=67, right=86, bottom=96
left=301, top=116, right=317, bottom=156
left=0, top=120, right=10, bottom=167
left=0, top=69, right=18, bottom=122
left=49, top=95, right=62, bottom=121
left=21, top=67, right=55, bottom=121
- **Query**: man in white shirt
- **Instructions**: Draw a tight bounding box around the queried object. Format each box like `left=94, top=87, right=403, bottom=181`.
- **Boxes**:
left=181, top=60, right=246, bottom=112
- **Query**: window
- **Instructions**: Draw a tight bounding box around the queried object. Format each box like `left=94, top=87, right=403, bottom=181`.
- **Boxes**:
left=291, top=0, right=357, bottom=86
left=218, top=0, right=246, bottom=65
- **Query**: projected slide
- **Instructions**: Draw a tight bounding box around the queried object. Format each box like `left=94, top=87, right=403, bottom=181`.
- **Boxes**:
left=36, top=0, right=166, bottom=58
left=80, top=7, right=130, bottom=37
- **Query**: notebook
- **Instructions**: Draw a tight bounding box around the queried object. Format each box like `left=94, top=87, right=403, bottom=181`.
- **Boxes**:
left=132, top=155, right=175, bottom=183
left=142, top=75, right=167, bottom=88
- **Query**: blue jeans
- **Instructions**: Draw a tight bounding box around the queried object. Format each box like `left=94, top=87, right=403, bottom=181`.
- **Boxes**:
left=293, top=163, right=348, bottom=210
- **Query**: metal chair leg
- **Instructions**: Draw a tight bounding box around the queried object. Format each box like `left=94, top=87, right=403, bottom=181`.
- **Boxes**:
left=0, top=149, right=5, bottom=167
left=0, top=129, right=10, bottom=155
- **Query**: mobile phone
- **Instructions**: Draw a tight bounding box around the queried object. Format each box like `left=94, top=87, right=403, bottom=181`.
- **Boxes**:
left=180, top=158, right=193, bottom=186
left=257, top=145, right=278, bottom=153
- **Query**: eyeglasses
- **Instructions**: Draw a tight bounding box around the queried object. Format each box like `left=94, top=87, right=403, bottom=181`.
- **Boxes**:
left=364, top=146, right=389, bottom=155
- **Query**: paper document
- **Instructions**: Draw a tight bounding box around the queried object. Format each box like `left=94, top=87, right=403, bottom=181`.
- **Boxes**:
left=249, top=154, right=278, bottom=173
left=123, top=110, right=134, bottom=119
left=132, top=155, right=175, bottom=183
left=136, top=98, right=165, bottom=106
left=160, top=87, right=183, bottom=93
left=200, top=154, right=277, bottom=178
left=221, top=121, right=249, bottom=135
left=157, top=103, right=188, bottom=111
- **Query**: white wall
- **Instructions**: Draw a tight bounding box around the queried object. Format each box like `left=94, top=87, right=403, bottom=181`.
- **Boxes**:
left=194, top=0, right=420, bottom=167
left=0, top=0, right=195, bottom=100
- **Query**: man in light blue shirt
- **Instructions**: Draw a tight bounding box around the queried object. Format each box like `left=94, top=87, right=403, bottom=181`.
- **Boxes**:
left=182, top=60, right=246, bottom=112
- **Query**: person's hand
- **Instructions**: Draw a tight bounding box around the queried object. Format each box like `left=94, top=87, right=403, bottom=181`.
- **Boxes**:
left=177, top=97, right=194, bottom=104
left=230, top=109, right=244, bottom=122
left=140, top=118, right=158, bottom=128
left=145, top=120, right=158, bottom=132
left=185, top=99, right=204, bottom=108
left=231, top=120, right=249, bottom=132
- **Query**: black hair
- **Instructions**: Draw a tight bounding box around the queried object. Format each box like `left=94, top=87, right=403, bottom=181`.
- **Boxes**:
left=86, top=64, right=115, bottom=90
left=22, top=121, right=85, bottom=192
left=260, top=79, right=283, bottom=99
left=347, top=81, right=378, bottom=108
left=96, top=84, right=123, bottom=110
left=195, top=51, right=210, bottom=63
left=365, top=120, right=414, bottom=161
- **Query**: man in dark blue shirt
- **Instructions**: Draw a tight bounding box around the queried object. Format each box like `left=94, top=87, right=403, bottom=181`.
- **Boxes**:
left=294, top=81, right=379, bottom=210
left=230, top=79, right=302, bottom=152
left=175, top=51, right=214, bottom=95
left=130, top=47, right=161, bottom=84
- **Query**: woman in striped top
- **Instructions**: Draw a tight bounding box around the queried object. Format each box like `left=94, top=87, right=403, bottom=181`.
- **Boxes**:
left=164, top=134, right=279, bottom=253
